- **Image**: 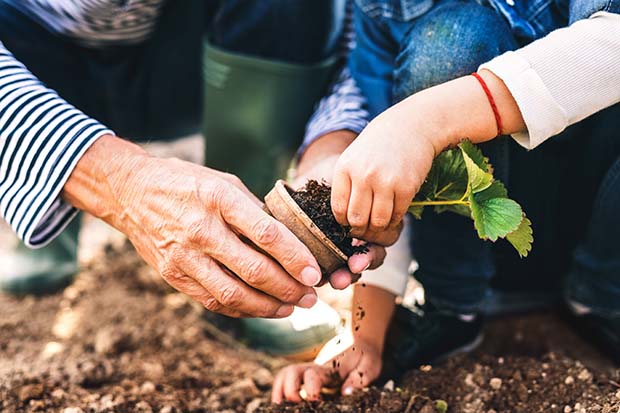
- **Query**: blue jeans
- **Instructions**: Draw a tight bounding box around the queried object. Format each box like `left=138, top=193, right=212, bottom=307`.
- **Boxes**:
left=0, top=0, right=343, bottom=140
left=351, top=0, right=620, bottom=316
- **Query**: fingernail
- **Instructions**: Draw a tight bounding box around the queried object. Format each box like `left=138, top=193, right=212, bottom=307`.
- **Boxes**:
left=362, top=263, right=371, bottom=272
left=275, top=305, right=293, bottom=318
left=297, top=293, right=318, bottom=309
left=301, top=267, right=321, bottom=286
left=343, top=386, right=353, bottom=396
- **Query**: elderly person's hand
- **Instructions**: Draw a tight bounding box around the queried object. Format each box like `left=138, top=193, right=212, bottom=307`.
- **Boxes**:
left=294, top=130, right=401, bottom=290
left=63, top=135, right=324, bottom=318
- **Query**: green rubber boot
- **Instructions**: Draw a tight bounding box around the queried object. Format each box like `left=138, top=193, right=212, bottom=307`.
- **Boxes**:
left=203, top=42, right=337, bottom=196
left=241, top=299, right=342, bottom=360
left=203, top=44, right=340, bottom=358
left=0, top=217, right=80, bottom=296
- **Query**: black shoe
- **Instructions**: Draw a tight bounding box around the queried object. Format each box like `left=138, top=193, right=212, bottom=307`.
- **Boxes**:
left=565, top=300, right=620, bottom=364
left=381, top=302, right=484, bottom=382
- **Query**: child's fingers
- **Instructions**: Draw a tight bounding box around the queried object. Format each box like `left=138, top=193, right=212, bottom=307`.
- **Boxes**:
left=390, top=189, right=414, bottom=228
left=347, top=182, right=373, bottom=238
left=282, top=366, right=304, bottom=402
left=347, top=244, right=386, bottom=272
left=331, top=167, right=352, bottom=226
left=328, top=268, right=354, bottom=290
left=302, top=368, right=328, bottom=401
left=341, top=356, right=381, bottom=395
left=369, top=189, right=394, bottom=233
left=271, top=369, right=286, bottom=403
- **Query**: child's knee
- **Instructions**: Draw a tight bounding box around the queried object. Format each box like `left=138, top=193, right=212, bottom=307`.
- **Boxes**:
left=393, top=2, right=517, bottom=102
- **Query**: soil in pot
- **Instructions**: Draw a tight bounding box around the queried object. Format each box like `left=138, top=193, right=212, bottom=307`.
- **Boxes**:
left=288, top=180, right=367, bottom=258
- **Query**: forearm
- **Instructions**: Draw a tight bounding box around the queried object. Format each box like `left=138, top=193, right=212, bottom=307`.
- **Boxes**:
left=388, top=70, right=525, bottom=156
left=352, top=284, right=396, bottom=351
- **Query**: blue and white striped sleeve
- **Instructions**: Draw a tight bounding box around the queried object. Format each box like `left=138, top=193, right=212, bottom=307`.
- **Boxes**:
left=0, top=42, right=113, bottom=248
left=299, top=0, right=369, bottom=156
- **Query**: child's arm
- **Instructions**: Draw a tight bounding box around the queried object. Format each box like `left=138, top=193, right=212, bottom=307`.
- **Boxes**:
left=271, top=284, right=397, bottom=403
left=331, top=69, right=523, bottom=240
left=332, top=12, right=620, bottom=240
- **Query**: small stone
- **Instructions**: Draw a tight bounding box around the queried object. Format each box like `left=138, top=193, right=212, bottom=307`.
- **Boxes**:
left=246, top=398, right=263, bottom=413
left=29, top=400, right=45, bottom=410
left=18, top=384, right=44, bottom=402
left=565, top=376, right=575, bottom=385
left=564, top=406, right=572, bottom=413
left=252, top=368, right=274, bottom=389
left=140, top=381, right=156, bottom=394
left=135, top=401, right=153, bottom=413
left=383, top=380, right=395, bottom=391
left=51, top=388, right=66, bottom=400
left=577, top=369, right=592, bottom=381
left=465, top=373, right=475, bottom=387
left=419, top=403, right=436, bottom=413
left=63, top=408, right=84, bottom=413
left=490, top=378, right=502, bottom=390
left=615, top=390, right=620, bottom=399
left=159, top=406, right=174, bottom=413
left=94, top=327, right=131, bottom=355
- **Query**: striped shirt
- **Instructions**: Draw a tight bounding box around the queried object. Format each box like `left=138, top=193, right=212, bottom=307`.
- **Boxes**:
left=0, top=0, right=368, bottom=248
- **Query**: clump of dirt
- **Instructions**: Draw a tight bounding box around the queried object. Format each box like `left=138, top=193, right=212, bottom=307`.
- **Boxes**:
left=289, top=180, right=367, bottom=257
left=1, top=242, right=619, bottom=413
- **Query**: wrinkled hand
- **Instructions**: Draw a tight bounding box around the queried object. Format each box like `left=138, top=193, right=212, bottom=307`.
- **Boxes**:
left=331, top=106, right=436, bottom=240
left=295, top=132, right=400, bottom=290
left=271, top=339, right=382, bottom=403
left=65, top=136, right=323, bottom=318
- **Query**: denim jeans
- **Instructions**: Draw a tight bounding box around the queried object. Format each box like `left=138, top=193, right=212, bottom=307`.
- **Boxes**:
left=351, top=0, right=620, bottom=316
left=0, top=0, right=344, bottom=140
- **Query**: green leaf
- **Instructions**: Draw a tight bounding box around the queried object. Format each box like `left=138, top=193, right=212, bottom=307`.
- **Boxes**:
left=408, top=140, right=533, bottom=257
left=434, top=203, right=472, bottom=218
left=461, top=149, right=493, bottom=194
left=470, top=195, right=523, bottom=241
left=408, top=204, right=424, bottom=219
left=415, top=148, right=468, bottom=203
left=458, top=140, right=491, bottom=173
left=506, top=216, right=533, bottom=257
left=475, top=181, right=508, bottom=202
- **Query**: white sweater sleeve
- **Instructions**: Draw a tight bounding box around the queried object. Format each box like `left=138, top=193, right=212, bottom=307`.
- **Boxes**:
left=480, top=12, right=620, bottom=149
left=359, top=217, right=412, bottom=297
left=0, top=41, right=113, bottom=248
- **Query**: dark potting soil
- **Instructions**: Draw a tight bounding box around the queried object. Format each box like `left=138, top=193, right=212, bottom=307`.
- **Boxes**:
left=289, top=180, right=367, bottom=258
left=1, top=242, right=618, bottom=413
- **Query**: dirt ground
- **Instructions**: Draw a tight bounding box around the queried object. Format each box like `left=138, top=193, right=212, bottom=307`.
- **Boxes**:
left=1, top=242, right=619, bottom=413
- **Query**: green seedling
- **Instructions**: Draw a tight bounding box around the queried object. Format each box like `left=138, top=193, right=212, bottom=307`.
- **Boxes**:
left=408, top=140, right=533, bottom=257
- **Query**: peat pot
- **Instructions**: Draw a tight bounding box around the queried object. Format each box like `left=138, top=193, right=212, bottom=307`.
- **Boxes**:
left=264, top=180, right=347, bottom=275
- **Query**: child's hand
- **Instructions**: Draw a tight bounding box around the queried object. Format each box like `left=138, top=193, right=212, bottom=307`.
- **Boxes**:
left=271, top=340, right=382, bottom=403
left=331, top=104, right=437, bottom=241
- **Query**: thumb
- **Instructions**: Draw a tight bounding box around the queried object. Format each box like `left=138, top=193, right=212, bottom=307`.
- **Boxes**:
left=340, top=356, right=379, bottom=395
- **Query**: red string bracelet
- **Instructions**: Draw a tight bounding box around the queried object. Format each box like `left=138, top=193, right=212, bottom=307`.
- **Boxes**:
left=471, top=72, right=503, bottom=136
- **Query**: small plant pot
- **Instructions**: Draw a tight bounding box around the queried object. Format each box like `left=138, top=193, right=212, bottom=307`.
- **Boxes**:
left=264, top=180, right=347, bottom=275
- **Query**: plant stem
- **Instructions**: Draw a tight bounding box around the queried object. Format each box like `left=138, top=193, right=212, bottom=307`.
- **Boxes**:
left=409, top=199, right=470, bottom=207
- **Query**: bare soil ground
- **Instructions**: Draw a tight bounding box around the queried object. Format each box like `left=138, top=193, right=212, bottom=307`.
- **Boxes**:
left=1, top=242, right=619, bottom=413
